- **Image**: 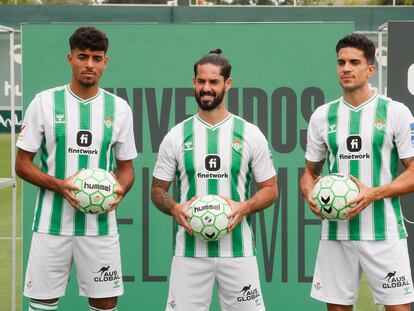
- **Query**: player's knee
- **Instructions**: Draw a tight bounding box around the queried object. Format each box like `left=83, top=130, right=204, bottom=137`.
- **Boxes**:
left=89, top=296, right=117, bottom=310
left=89, top=306, right=117, bottom=311
left=327, top=303, right=353, bottom=311
left=89, top=307, right=117, bottom=311
left=384, top=304, right=411, bottom=311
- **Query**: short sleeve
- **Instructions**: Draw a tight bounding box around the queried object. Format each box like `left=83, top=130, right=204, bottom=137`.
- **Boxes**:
left=16, top=95, right=44, bottom=153
left=152, top=130, right=178, bottom=182
left=305, top=108, right=327, bottom=162
left=390, top=102, right=414, bottom=159
left=113, top=103, right=138, bottom=161
left=250, top=128, right=276, bottom=183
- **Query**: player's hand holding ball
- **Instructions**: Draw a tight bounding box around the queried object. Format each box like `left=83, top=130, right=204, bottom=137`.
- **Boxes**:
left=59, top=173, right=81, bottom=209
left=343, top=176, right=377, bottom=220
left=172, top=197, right=196, bottom=234
left=312, top=173, right=359, bottom=220
left=187, top=195, right=232, bottom=241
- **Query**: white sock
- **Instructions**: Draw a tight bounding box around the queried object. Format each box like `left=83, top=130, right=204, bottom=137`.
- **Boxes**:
left=28, top=299, right=58, bottom=311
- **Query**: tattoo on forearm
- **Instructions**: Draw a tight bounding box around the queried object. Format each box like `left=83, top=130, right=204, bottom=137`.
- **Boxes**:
left=151, top=178, right=176, bottom=215
left=305, top=159, right=325, bottom=176
left=152, top=189, right=175, bottom=215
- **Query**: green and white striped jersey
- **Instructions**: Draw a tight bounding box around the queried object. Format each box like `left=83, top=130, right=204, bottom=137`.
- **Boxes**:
left=153, top=113, right=276, bottom=257
left=306, top=94, right=414, bottom=241
left=17, top=85, right=137, bottom=236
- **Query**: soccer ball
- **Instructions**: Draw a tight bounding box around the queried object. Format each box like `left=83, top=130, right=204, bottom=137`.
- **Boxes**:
left=71, top=168, right=118, bottom=214
left=312, top=173, right=359, bottom=220
left=187, top=195, right=232, bottom=241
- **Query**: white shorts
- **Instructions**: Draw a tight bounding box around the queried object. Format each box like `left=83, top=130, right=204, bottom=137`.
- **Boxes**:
left=24, top=232, right=124, bottom=299
left=311, top=239, right=414, bottom=305
left=166, top=256, right=265, bottom=311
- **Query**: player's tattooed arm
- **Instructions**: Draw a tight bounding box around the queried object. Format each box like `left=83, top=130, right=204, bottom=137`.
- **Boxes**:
left=299, top=159, right=325, bottom=218
left=151, top=177, right=175, bottom=216
left=151, top=177, right=194, bottom=233
left=300, top=159, right=325, bottom=196
left=305, top=159, right=325, bottom=177
left=346, top=156, right=414, bottom=219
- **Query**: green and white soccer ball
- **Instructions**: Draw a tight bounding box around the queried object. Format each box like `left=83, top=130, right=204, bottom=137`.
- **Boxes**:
left=312, top=173, right=359, bottom=220
left=71, top=168, right=118, bottom=214
left=187, top=195, right=232, bottom=241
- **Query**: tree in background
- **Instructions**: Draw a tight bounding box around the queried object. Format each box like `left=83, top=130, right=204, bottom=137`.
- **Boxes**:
left=369, top=0, right=414, bottom=4
left=42, top=0, right=90, bottom=3
left=0, top=0, right=101, bottom=3
left=0, top=0, right=37, bottom=3
left=105, top=0, right=168, bottom=3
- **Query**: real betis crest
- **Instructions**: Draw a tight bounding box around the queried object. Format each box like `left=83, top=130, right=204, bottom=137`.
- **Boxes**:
left=104, top=116, right=113, bottom=128
left=232, top=140, right=243, bottom=153
left=168, top=299, right=176, bottom=309
left=375, top=119, right=385, bottom=132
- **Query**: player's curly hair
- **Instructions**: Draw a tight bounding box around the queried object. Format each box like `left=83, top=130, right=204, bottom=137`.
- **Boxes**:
left=336, top=33, right=375, bottom=65
left=193, top=48, right=232, bottom=81
left=69, top=27, right=109, bottom=53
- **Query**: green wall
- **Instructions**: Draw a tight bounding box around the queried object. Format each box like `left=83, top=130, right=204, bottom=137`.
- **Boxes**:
left=22, top=22, right=353, bottom=310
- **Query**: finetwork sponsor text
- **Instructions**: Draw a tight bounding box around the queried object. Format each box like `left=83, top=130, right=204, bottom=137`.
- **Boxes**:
left=339, top=153, right=370, bottom=160
left=68, top=147, right=98, bottom=155
left=197, top=172, right=229, bottom=179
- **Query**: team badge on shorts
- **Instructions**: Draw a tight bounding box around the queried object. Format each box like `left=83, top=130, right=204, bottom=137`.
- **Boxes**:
left=313, top=282, right=322, bottom=291
left=26, top=280, right=33, bottom=290
left=168, top=299, right=176, bottom=309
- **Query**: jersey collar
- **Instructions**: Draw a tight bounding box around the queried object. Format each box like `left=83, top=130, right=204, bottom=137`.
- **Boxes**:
left=66, top=84, right=102, bottom=104
left=195, top=113, right=233, bottom=130
left=341, top=93, right=378, bottom=112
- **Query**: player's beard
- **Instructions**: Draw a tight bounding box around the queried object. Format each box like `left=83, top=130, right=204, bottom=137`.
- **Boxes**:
left=79, top=77, right=96, bottom=88
left=195, top=88, right=225, bottom=111
left=78, top=71, right=98, bottom=88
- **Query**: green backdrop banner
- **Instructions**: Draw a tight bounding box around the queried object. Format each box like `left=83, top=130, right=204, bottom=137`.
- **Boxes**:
left=22, top=23, right=353, bottom=310
left=0, top=110, right=21, bottom=132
